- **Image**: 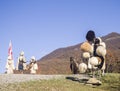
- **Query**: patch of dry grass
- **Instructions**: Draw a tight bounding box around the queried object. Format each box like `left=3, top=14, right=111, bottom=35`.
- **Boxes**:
left=0, top=79, right=105, bottom=91
left=0, top=73, right=119, bottom=91
left=98, top=73, right=120, bottom=91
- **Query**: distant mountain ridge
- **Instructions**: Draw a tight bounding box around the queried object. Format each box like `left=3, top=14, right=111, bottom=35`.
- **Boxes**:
left=37, top=32, right=120, bottom=74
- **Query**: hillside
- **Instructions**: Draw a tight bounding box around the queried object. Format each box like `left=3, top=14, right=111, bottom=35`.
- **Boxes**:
left=37, top=32, right=120, bottom=74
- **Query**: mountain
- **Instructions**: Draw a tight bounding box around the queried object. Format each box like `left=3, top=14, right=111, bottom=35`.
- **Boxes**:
left=37, top=32, right=120, bottom=74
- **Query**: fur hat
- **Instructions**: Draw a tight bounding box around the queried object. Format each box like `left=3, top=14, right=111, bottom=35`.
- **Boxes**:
left=88, top=56, right=101, bottom=69
left=78, top=63, right=87, bottom=73
left=96, top=46, right=107, bottom=57
left=8, top=56, right=11, bottom=60
left=31, top=56, right=36, bottom=62
left=82, top=52, right=90, bottom=59
left=80, top=41, right=93, bottom=53
left=20, top=51, right=24, bottom=56
left=86, top=30, right=96, bottom=42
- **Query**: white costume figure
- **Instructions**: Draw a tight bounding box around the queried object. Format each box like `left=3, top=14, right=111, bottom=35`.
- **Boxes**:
left=16, top=51, right=26, bottom=73
left=6, top=56, right=15, bottom=74
left=30, top=56, right=38, bottom=74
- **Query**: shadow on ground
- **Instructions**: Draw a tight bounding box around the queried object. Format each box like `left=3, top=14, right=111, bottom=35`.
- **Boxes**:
left=66, top=75, right=102, bottom=86
left=66, top=76, right=89, bottom=83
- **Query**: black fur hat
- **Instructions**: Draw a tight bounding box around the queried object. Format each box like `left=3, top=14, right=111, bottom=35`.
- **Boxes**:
left=86, top=30, right=96, bottom=42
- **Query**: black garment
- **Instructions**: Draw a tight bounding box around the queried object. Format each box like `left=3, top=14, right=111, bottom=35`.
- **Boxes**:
left=18, top=60, right=24, bottom=70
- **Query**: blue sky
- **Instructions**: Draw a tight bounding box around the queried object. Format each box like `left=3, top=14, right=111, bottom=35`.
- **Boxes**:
left=0, top=0, right=120, bottom=73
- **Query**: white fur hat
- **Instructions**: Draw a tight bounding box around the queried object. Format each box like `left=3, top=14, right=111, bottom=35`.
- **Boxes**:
left=88, top=57, right=99, bottom=70
left=100, top=42, right=106, bottom=48
left=82, top=52, right=90, bottom=59
left=31, top=56, right=36, bottom=60
left=20, top=51, right=24, bottom=55
left=96, top=46, right=107, bottom=57
left=8, top=56, right=11, bottom=60
left=78, top=63, right=87, bottom=73
left=89, top=57, right=100, bottom=66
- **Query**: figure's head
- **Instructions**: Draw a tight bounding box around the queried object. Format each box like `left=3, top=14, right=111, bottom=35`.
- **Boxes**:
left=8, top=56, right=11, bottom=60
left=94, top=38, right=100, bottom=44
left=86, top=30, right=96, bottom=42
left=20, top=51, right=24, bottom=56
left=97, top=37, right=102, bottom=43
left=94, top=37, right=102, bottom=44
left=31, top=56, right=36, bottom=62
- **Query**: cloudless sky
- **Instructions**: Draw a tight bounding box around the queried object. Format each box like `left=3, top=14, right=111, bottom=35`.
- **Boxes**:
left=0, top=0, right=120, bottom=73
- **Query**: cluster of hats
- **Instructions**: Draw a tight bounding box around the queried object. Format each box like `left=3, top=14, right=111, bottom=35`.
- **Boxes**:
left=81, top=30, right=106, bottom=59
left=81, top=30, right=95, bottom=59
left=79, top=30, right=107, bottom=73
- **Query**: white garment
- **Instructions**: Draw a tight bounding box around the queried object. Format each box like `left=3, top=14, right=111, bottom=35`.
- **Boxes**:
left=30, top=63, right=38, bottom=74
left=6, top=59, right=15, bottom=74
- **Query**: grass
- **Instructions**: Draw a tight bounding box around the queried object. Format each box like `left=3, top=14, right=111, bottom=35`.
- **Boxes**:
left=0, top=73, right=119, bottom=91
left=98, top=73, right=120, bottom=91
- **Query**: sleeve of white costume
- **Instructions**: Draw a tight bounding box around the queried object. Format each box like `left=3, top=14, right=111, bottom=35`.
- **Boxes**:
left=5, top=60, right=9, bottom=69
left=16, top=57, right=19, bottom=70
left=23, top=56, right=26, bottom=62
left=12, top=60, right=15, bottom=70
